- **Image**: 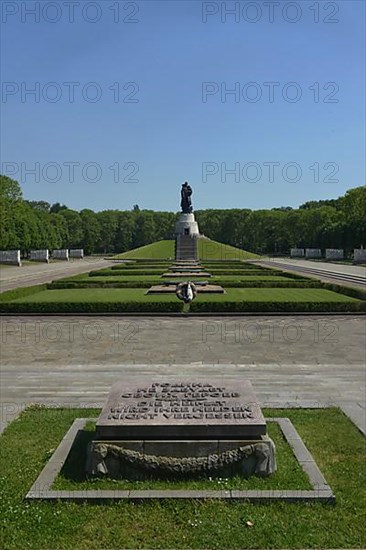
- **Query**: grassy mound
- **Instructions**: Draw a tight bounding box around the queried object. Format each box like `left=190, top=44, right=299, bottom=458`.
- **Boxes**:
left=198, top=239, right=259, bottom=260
left=111, top=238, right=258, bottom=261
left=113, top=240, right=175, bottom=260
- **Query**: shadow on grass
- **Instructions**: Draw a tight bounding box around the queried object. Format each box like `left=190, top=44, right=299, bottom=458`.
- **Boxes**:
left=60, top=429, right=94, bottom=482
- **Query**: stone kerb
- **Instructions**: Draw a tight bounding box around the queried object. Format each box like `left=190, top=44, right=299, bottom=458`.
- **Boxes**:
left=25, top=416, right=335, bottom=504
left=69, top=249, right=84, bottom=259
left=354, top=249, right=366, bottom=263
left=325, top=249, right=344, bottom=260
left=305, top=248, right=322, bottom=259
left=290, top=248, right=305, bottom=258
left=29, top=249, right=49, bottom=263
left=52, top=249, right=69, bottom=261
left=0, top=250, right=22, bottom=266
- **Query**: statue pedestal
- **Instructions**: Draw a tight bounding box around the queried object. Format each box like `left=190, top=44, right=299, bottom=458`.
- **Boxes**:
left=175, top=213, right=200, bottom=236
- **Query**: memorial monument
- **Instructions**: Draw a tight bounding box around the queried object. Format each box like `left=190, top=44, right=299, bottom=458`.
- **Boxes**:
left=86, top=378, right=276, bottom=479
left=175, top=182, right=199, bottom=237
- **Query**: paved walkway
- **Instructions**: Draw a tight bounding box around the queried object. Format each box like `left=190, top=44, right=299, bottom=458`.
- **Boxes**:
left=0, top=257, right=114, bottom=292
left=257, top=258, right=366, bottom=288
left=1, top=315, right=365, bottom=433
left=259, top=258, right=366, bottom=277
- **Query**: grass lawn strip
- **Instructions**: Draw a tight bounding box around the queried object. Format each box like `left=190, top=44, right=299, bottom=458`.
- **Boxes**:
left=10, top=287, right=357, bottom=304
left=10, top=288, right=181, bottom=303
left=0, top=406, right=364, bottom=549
left=194, top=288, right=358, bottom=303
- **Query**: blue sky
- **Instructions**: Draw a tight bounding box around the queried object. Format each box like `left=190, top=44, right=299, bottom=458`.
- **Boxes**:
left=1, top=0, right=365, bottom=211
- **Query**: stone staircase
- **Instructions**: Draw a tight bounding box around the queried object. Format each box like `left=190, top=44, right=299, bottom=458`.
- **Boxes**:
left=175, top=235, right=198, bottom=261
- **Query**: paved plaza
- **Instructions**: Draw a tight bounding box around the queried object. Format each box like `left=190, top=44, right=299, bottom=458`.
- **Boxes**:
left=1, top=315, right=365, bottom=434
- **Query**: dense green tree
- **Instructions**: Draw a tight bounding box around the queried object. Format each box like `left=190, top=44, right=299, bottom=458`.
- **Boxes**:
left=58, top=209, right=83, bottom=248
left=26, top=201, right=51, bottom=212
left=97, top=210, right=119, bottom=253
left=80, top=209, right=101, bottom=255
left=0, top=176, right=364, bottom=255
left=50, top=202, right=68, bottom=213
left=0, top=175, right=22, bottom=201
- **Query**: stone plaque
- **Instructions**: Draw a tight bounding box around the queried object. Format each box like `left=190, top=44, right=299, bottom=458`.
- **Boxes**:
left=96, top=379, right=266, bottom=440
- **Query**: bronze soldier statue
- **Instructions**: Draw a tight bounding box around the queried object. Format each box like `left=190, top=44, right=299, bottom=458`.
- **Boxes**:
left=180, top=182, right=193, bottom=213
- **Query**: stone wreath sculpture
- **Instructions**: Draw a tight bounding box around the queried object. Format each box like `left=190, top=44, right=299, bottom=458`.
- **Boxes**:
left=87, top=441, right=276, bottom=477
left=176, top=281, right=197, bottom=303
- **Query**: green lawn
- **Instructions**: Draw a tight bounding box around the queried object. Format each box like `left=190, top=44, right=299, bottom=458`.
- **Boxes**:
left=0, top=406, right=365, bottom=549
left=195, top=288, right=357, bottom=302
left=209, top=275, right=295, bottom=281
left=63, top=275, right=165, bottom=283
left=71, top=275, right=294, bottom=283
left=112, top=240, right=175, bottom=259
left=6, top=287, right=358, bottom=305
left=11, top=288, right=178, bottom=303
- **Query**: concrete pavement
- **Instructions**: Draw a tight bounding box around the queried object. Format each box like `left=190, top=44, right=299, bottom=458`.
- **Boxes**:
left=257, top=258, right=366, bottom=288
left=0, top=257, right=115, bottom=292
left=1, top=315, right=365, bottom=433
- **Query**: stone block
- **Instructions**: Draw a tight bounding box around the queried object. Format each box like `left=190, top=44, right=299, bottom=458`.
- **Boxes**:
left=354, top=249, right=366, bottom=263
left=52, top=249, right=69, bottom=261
left=0, top=250, right=21, bottom=266
left=325, top=249, right=344, bottom=260
left=69, top=249, right=84, bottom=259
left=305, top=248, right=322, bottom=259
left=290, top=248, right=305, bottom=257
left=29, top=249, right=49, bottom=262
left=96, top=378, right=267, bottom=440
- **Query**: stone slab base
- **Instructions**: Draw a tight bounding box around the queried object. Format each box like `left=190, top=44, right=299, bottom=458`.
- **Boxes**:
left=162, top=272, right=211, bottom=278
left=171, top=267, right=203, bottom=272
left=175, top=213, right=200, bottom=236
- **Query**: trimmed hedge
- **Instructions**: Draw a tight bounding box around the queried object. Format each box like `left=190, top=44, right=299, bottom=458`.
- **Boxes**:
left=189, top=300, right=366, bottom=313
left=47, top=280, right=320, bottom=290
left=206, top=270, right=299, bottom=276
left=0, top=301, right=183, bottom=314
left=89, top=269, right=164, bottom=277
left=111, top=263, right=170, bottom=270
left=202, top=264, right=263, bottom=270
left=210, top=280, right=321, bottom=288
left=47, top=281, right=155, bottom=289
left=321, top=283, right=366, bottom=301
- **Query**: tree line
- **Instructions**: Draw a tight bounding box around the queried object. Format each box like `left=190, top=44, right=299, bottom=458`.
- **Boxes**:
left=1, top=175, right=365, bottom=255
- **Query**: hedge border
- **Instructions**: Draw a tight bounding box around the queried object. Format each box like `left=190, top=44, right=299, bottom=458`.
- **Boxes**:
left=46, top=280, right=320, bottom=290
left=89, top=270, right=164, bottom=277
left=189, top=300, right=366, bottom=313
left=0, top=301, right=183, bottom=314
